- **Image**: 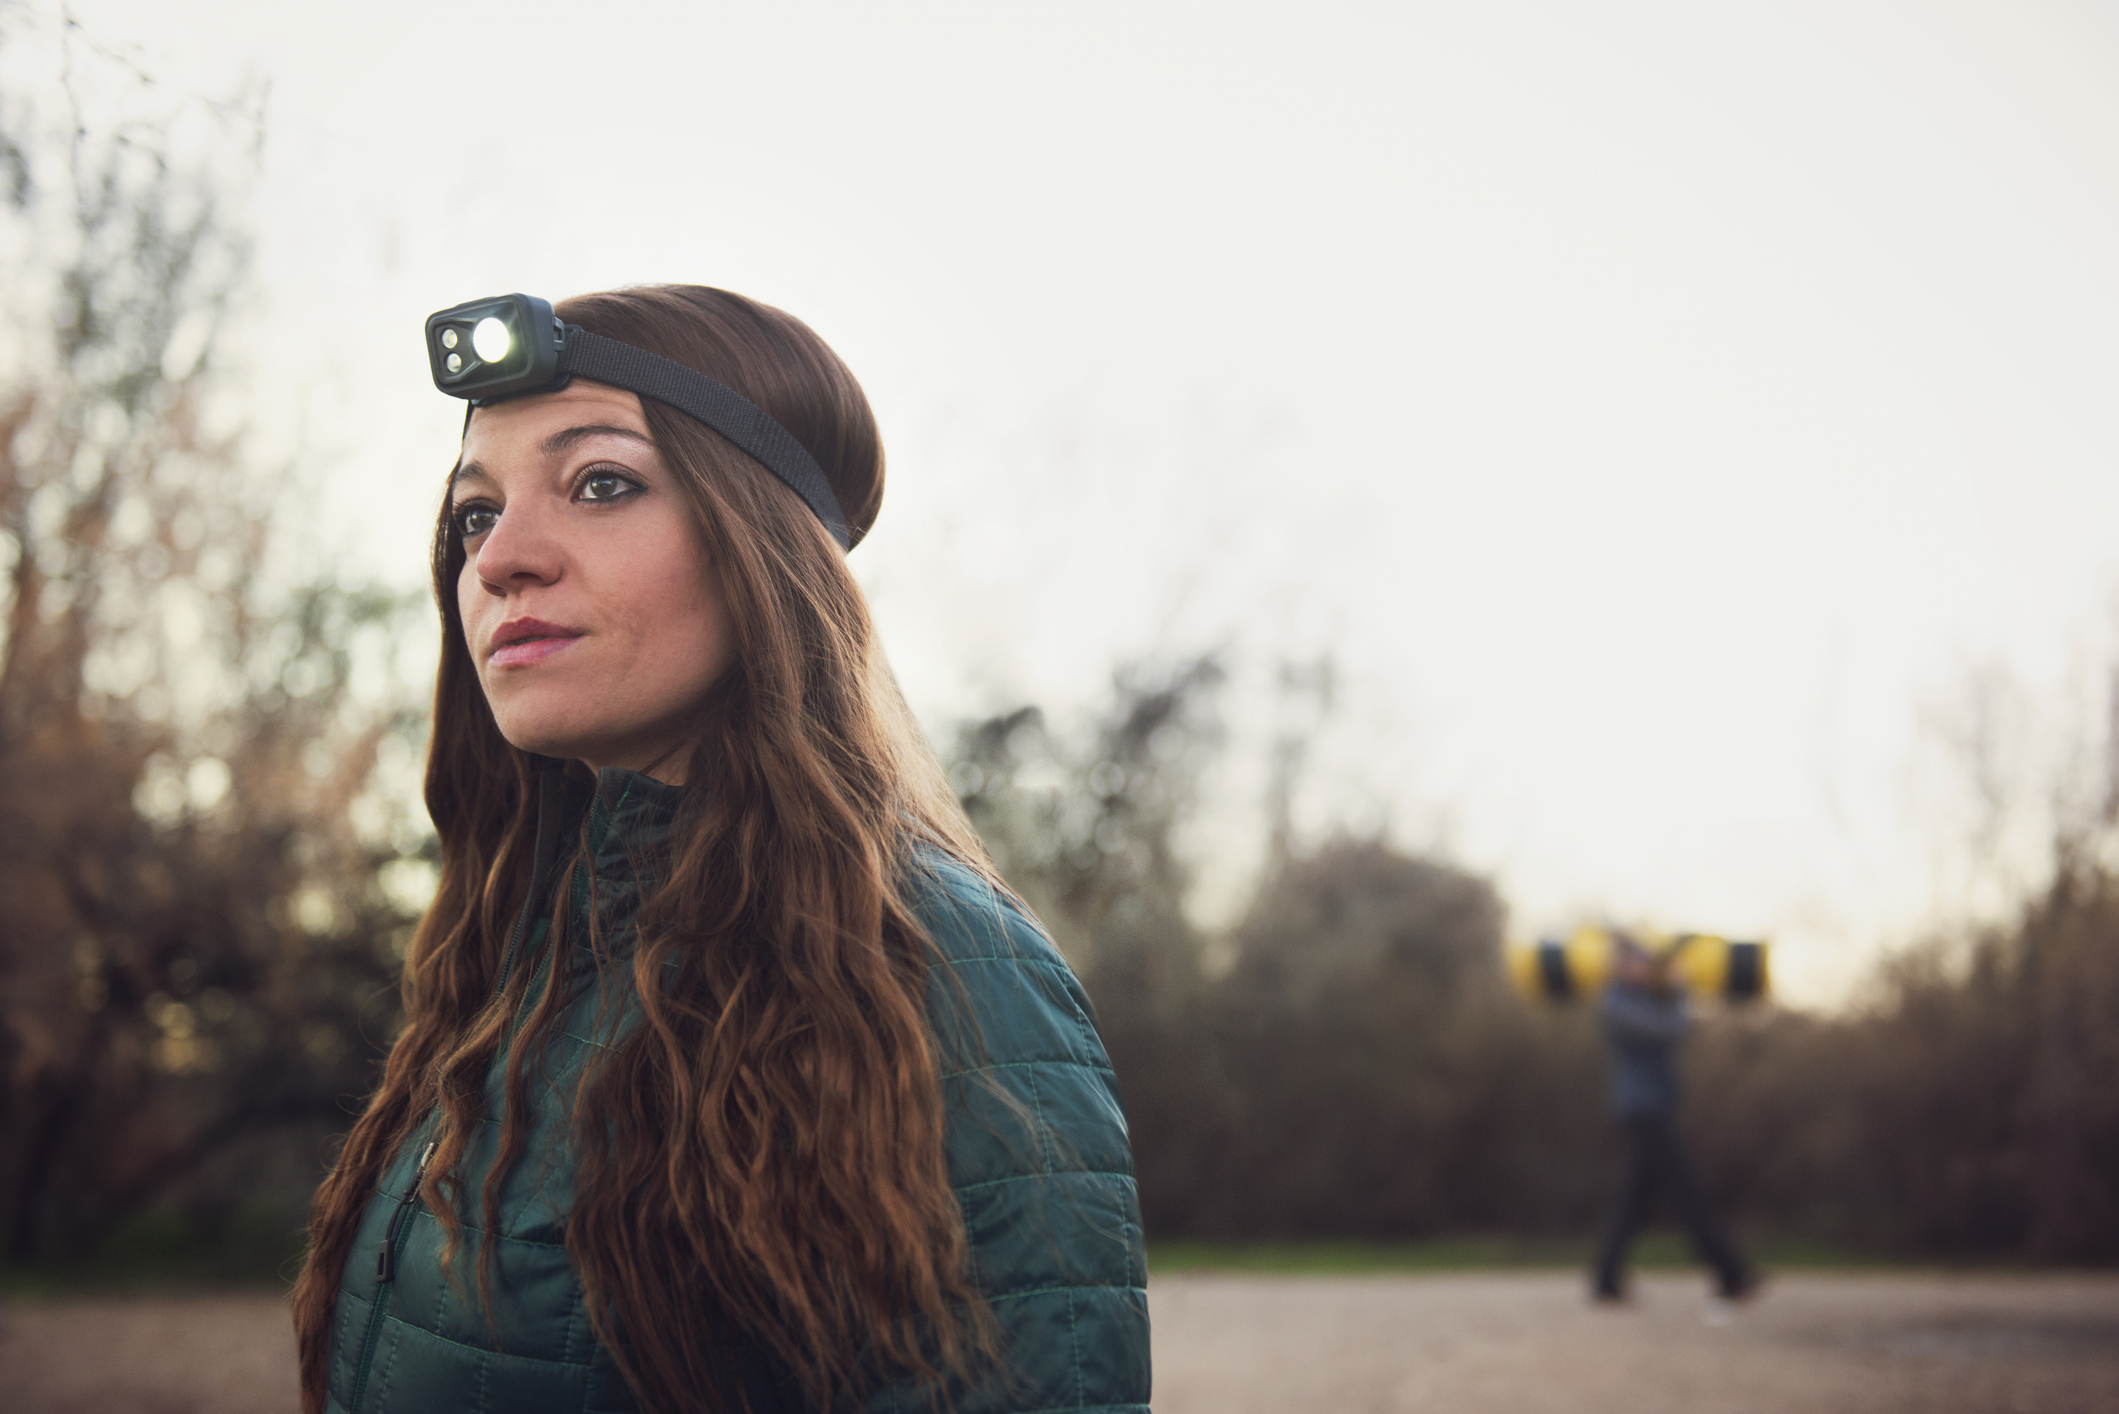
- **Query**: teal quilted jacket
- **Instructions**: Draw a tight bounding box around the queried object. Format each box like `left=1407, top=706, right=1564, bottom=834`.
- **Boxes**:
left=323, top=769, right=1150, bottom=1413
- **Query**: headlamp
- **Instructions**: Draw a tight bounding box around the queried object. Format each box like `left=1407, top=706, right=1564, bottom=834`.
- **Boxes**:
left=427, top=294, right=564, bottom=398
left=425, top=292, right=852, bottom=550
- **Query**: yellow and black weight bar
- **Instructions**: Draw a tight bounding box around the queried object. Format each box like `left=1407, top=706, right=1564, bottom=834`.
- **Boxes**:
left=1505, top=926, right=1770, bottom=1002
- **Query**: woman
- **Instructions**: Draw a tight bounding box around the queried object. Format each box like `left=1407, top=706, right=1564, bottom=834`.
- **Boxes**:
left=291, top=286, right=1150, bottom=1413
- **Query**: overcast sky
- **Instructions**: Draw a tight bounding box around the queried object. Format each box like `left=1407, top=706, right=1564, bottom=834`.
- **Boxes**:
left=45, top=0, right=2119, bottom=1006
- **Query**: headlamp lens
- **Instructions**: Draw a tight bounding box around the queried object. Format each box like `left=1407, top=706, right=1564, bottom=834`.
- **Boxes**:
left=471, top=317, right=513, bottom=364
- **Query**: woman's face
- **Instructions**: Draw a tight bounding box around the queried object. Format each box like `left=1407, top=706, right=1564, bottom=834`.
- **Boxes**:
left=452, top=381, right=733, bottom=781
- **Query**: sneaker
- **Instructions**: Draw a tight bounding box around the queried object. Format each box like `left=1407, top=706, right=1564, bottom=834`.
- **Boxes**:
left=1719, top=1271, right=1764, bottom=1303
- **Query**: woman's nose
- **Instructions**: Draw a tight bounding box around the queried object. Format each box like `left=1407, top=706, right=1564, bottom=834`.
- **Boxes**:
left=473, top=503, right=563, bottom=593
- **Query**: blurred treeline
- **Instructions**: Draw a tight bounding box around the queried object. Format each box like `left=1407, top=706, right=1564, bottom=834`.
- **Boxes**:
left=2, top=25, right=2114, bottom=1279
left=955, top=659, right=2119, bottom=1262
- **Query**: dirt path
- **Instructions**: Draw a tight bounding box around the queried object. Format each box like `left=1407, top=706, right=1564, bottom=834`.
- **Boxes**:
left=1152, top=1271, right=2119, bottom=1414
left=1, top=1272, right=2114, bottom=1412
left=0, top=1291, right=299, bottom=1414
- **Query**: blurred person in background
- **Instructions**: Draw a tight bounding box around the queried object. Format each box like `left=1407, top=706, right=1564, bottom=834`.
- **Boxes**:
left=289, top=285, right=1149, bottom=1414
left=1591, top=933, right=1754, bottom=1305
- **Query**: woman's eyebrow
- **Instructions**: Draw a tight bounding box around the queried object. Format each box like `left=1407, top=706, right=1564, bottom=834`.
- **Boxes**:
left=541, top=424, right=655, bottom=457
left=449, top=461, right=494, bottom=494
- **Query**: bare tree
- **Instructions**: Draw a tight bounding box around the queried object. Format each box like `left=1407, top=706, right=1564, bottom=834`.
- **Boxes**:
left=0, top=15, right=426, bottom=1265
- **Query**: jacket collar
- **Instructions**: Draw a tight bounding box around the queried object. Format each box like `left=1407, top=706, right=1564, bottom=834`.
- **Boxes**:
left=552, top=771, right=682, bottom=938
left=523, top=761, right=689, bottom=921
left=588, top=766, right=686, bottom=875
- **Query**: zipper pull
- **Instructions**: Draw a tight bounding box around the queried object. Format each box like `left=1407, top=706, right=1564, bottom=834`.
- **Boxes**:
left=375, top=1140, right=440, bottom=1284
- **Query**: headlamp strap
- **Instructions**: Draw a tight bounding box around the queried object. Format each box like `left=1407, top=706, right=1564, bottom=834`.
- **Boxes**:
left=556, top=328, right=852, bottom=550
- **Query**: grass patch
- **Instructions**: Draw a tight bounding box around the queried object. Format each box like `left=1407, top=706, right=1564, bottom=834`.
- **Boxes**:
left=1149, top=1235, right=1591, bottom=1274
left=0, top=1208, right=304, bottom=1299
left=1148, top=1230, right=1905, bottom=1275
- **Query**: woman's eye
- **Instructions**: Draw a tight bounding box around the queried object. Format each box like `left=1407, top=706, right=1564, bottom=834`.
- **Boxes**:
left=577, top=469, right=639, bottom=503
left=454, top=503, right=499, bottom=539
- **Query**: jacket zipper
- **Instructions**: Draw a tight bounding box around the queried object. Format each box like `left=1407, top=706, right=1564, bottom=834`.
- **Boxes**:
left=347, top=1138, right=436, bottom=1413
left=344, top=903, right=550, bottom=1409
left=342, top=776, right=570, bottom=1409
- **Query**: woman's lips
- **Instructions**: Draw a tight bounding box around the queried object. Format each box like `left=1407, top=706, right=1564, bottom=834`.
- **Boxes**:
left=490, top=635, right=579, bottom=668
left=488, top=620, right=584, bottom=669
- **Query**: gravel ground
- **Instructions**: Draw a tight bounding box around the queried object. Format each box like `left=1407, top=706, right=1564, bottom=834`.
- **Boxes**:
left=1, top=1271, right=2114, bottom=1412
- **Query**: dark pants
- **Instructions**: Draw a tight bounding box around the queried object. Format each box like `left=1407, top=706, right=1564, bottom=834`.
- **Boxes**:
left=1592, top=1114, right=1749, bottom=1297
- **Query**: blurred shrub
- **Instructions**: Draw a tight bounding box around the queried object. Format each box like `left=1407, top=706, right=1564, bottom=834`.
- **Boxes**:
left=1685, top=857, right=2119, bottom=1261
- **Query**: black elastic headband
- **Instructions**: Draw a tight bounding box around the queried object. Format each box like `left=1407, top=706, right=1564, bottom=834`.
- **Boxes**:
left=425, top=294, right=851, bottom=550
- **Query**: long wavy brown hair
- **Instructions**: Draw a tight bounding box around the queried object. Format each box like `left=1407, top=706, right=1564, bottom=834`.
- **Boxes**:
left=291, top=285, right=1001, bottom=1412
